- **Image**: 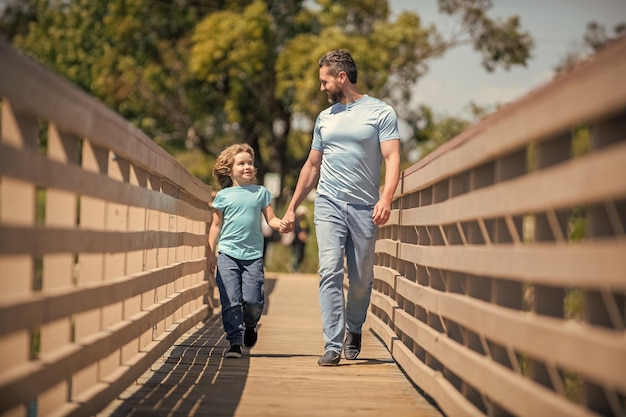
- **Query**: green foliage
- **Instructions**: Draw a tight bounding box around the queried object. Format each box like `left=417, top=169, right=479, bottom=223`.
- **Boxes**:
left=3, top=0, right=534, bottom=203
left=436, top=0, right=533, bottom=71
left=563, top=370, right=582, bottom=402
left=264, top=235, right=319, bottom=274
left=10, top=0, right=109, bottom=92
left=571, top=126, right=590, bottom=158
left=30, top=327, right=41, bottom=360
left=173, top=149, right=216, bottom=187
left=413, top=105, right=472, bottom=159
left=35, top=187, right=45, bottom=225
left=265, top=204, right=318, bottom=273
left=190, top=1, right=276, bottom=160
left=555, top=20, right=626, bottom=74
left=564, top=288, right=584, bottom=320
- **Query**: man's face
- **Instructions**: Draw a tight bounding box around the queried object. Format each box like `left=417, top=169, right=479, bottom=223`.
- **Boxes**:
left=319, top=65, right=344, bottom=104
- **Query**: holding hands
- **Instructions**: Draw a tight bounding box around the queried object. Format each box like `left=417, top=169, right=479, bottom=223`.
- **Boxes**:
left=280, top=210, right=295, bottom=233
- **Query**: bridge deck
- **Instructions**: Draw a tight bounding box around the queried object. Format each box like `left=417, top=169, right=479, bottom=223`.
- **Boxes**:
left=98, top=273, right=443, bottom=417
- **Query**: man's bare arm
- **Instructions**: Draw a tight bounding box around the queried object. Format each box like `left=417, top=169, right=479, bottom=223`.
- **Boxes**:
left=373, top=139, right=401, bottom=226
left=281, top=149, right=322, bottom=232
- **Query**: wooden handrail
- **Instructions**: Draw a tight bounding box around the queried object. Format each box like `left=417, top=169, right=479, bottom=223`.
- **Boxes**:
left=0, top=39, right=215, bottom=416
left=372, top=36, right=626, bottom=417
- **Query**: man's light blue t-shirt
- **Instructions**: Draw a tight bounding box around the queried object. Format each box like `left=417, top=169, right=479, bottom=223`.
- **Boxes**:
left=212, top=185, right=273, bottom=260
left=312, top=95, right=400, bottom=205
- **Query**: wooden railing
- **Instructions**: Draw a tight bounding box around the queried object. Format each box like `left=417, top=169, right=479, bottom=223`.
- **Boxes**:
left=2, top=33, right=625, bottom=417
left=0, top=40, right=215, bottom=416
left=371, top=37, right=626, bottom=417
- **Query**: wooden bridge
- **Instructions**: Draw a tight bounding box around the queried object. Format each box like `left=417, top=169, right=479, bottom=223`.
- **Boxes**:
left=1, top=36, right=625, bottom=417
left=96, top=273, right=443, bottom=417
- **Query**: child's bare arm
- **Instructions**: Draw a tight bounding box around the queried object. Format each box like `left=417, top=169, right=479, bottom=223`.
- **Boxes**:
left=263, top=205, right=282, bottom=231
left=207, top=208, right=223, bottom=273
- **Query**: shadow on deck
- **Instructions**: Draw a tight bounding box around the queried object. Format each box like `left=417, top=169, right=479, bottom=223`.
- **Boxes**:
left=98, top=274, right=444, bottom=417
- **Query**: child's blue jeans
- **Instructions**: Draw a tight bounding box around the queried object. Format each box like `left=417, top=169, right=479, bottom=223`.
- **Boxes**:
left=215, top=253, right=265, bottom=346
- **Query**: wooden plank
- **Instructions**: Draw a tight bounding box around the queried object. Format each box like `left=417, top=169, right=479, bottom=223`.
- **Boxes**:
left=374, top=238, right=398, bottom=257
left=398, top=241, right=626, bottom=289
left=73, top=139, right=107, bottom=399
left=0, top=283, right=209, bottom=413
left=96, top=273, right=444, bottom=417
left=0, top=40, right=212, bottom=203
left=53, top=306, right=208, bottom=417
left=0, top=142, right=211, bottom=222
left=0, top=259, right=205, bottom=336
left=391, top=341, right=485, bottom=417
left=401, top=141, right=626, bottom=226
left=401, top=37, right=626, bottom=192
left=39, top=124, right=77, bottom=415
left=373, top=265, right=397, bottom=289
left=0, top=102, right=36, bottom=394
left=395, top=277, right=626, bottom=391
left=393, top=309, right=596, bottom=417
left=0, top=227, right=206, bottom=255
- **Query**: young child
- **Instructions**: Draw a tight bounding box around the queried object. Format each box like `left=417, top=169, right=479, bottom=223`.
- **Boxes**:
left=207, top=143, right=282, bottom=358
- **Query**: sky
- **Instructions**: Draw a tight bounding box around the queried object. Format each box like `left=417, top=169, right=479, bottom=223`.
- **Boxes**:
left=2, top=0, right=623, bottom=119
left=388, top=0, right=626, bottom=118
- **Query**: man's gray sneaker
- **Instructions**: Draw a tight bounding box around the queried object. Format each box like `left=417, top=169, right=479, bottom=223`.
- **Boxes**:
left=344, top=332, right=362, bottom=360
left=317, top=350, right=341, bottom=366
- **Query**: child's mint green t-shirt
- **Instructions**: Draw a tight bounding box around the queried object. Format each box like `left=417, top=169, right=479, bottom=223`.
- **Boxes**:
left=212, top=185, right=273, bottom=260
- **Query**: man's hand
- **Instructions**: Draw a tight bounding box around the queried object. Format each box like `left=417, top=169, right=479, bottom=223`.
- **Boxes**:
left=372, top=199, right=391, bottom=226
left=280, top=210, right=296, bottom=233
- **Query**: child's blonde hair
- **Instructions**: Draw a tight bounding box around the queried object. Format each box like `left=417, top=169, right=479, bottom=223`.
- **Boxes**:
left=212, top=143, right=256, bottom=188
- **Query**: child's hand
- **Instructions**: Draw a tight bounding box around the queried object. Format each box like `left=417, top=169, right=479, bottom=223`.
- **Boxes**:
left=280, top=216, right=293, bottom=233
left=282, top=210, right=295, bottom=232
left=206, top=252, right=217, bottom=275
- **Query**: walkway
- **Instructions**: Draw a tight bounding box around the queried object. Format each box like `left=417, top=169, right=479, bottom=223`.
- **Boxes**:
left=97, top=273, right=444, bottom=417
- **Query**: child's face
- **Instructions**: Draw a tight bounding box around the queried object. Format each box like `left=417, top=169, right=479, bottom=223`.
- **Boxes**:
left=229, top=151, right=256, bottom=186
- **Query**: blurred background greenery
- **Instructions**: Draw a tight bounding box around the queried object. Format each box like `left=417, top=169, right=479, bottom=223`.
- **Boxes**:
left=0, top=0, right=537, bottom=204
left=2, top=0, right=618, bottom=277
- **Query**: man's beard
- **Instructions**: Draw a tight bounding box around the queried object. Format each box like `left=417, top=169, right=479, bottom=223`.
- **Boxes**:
left=327, top=88, right=344, bottom=104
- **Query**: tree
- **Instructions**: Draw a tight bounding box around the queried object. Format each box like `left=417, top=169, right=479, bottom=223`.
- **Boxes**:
left=190, top=0, right=533, bottom=198
left=410, top=100, right=498, bottom=162
left=411, top=105, right=472, bottom=160
left=1, top=0, right=109, bottom=94
left=2, top=0, right=534, bottom=196
left=555, top=20, right=626, bottom=74
left=2, top=0, right=221, bottom=183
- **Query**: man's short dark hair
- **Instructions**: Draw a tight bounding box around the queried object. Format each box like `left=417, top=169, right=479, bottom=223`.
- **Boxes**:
left=319, top=49, right=358, bottom=84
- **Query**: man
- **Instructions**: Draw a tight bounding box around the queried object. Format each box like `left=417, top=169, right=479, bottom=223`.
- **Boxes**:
left=281, top=49, right=401, bottom=366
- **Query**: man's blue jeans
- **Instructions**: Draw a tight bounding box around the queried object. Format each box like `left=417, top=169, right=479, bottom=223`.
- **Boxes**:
left=314, top=195, right=378, bottom=354
left=215, top=253, right=265, bottom=346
